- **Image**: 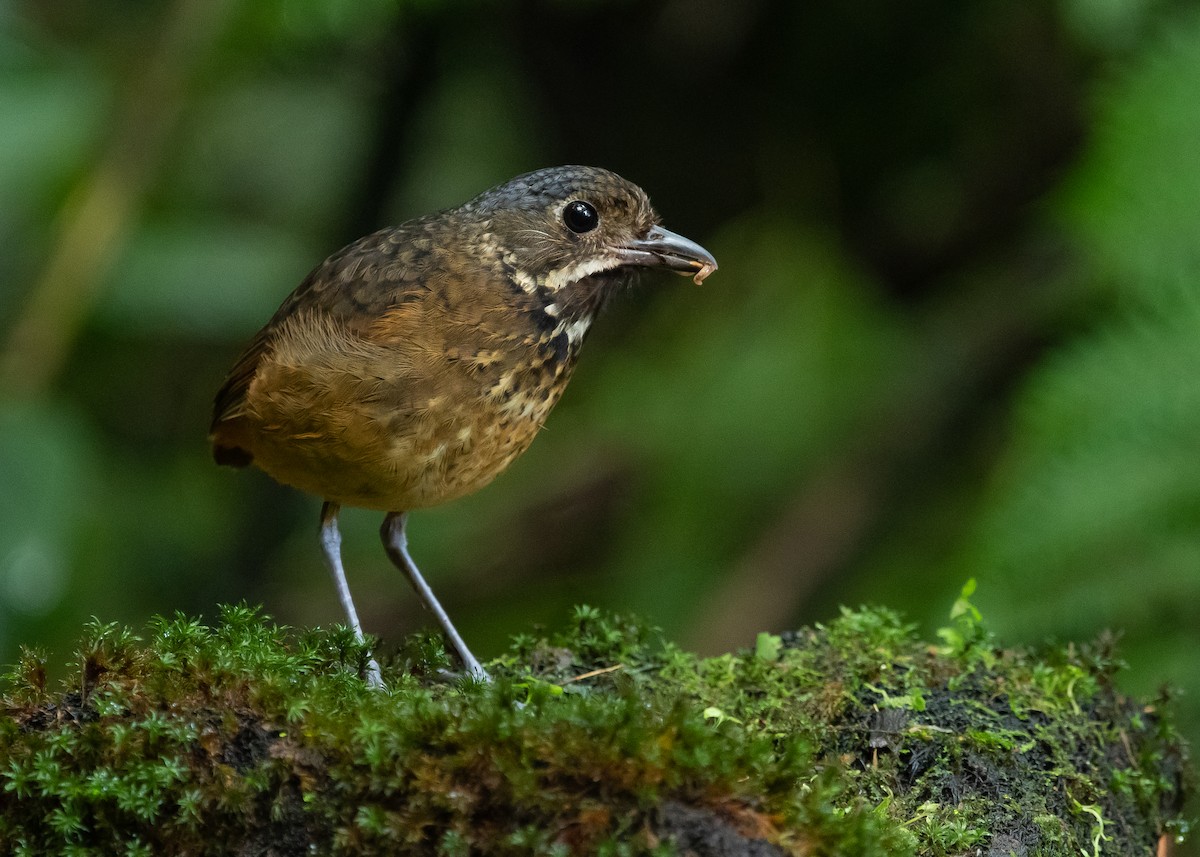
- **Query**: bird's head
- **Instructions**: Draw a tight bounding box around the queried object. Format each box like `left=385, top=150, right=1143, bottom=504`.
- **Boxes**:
left=462, top=166, right=717, bottom=303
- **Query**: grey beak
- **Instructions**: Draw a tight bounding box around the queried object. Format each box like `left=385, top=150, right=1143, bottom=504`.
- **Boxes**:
left=617, top=225, right=718, bottom=284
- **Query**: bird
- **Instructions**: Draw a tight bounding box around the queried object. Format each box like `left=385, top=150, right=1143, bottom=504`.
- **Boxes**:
left=209, top=165, right=717, bottom=686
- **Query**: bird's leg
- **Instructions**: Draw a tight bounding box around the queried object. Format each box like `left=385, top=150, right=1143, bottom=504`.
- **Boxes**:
left=319, top=501, right=384, bottom=688
left=380, top=511, right=491, bottom=683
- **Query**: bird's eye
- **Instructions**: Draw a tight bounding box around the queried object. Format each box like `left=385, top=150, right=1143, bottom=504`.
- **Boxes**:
left=563, top=200, right=599, bottom=234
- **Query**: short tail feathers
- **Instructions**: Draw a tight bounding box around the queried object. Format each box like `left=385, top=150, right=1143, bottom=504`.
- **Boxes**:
left=209, top=412, right=255, bottom=467
left=212, top=442, right=253, bottom=468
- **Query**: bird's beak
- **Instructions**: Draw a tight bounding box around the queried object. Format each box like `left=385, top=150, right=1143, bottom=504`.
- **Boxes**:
left=617, top=225, right=718, bottom=285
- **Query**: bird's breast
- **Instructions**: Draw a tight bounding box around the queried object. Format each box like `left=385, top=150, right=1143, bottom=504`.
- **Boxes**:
left=237, top=303, right=594, bottom=512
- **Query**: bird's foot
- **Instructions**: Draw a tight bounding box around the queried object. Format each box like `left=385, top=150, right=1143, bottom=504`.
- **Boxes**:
left=429, top=661, right=491, bottom=685
left=365, top=657, right=384, bottom=689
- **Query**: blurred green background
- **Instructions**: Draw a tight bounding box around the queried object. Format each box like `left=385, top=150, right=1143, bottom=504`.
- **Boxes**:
left=1, top=0, right=1198, bottom=838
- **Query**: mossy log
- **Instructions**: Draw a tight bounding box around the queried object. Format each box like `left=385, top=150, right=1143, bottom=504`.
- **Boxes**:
left=0, top=596, right=1190, bottom=856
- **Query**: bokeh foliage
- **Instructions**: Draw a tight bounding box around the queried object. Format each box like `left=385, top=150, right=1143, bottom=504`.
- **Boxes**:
left=1, top=0, right=1198, bottom=843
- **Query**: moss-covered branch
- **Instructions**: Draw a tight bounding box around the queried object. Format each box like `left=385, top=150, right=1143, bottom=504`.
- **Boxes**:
left=0, top=593, right=1190, bottom=856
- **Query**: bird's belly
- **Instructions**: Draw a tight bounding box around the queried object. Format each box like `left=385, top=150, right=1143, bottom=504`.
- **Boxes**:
left=245, top=368, right=563, bottom=512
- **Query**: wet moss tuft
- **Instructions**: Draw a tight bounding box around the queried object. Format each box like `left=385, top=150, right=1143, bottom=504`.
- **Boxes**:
left=0, top=591, right=1190, bottom=855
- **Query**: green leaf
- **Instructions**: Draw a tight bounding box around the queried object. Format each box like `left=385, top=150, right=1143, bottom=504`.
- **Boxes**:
left=754, top=632, right=783, bottom=662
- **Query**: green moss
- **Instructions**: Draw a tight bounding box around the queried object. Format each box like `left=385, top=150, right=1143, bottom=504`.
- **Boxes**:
left=0, top=596, right=1190, bottom=856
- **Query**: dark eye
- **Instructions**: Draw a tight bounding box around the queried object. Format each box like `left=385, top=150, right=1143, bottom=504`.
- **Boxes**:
left=563, top=200, right=599, bottom=234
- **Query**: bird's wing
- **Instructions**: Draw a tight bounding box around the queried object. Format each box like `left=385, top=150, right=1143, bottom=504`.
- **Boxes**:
left=210, top=323, right=273, bottom=430
left=208, top=225, right=438, bottom=459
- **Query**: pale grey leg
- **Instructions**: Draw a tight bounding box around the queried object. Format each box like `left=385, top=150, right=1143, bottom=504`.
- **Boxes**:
left=319, top=501, right=383, bottom=688
left=381, top=511, right=491, bottom=682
